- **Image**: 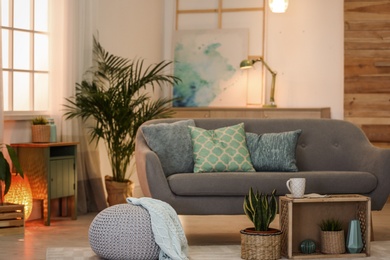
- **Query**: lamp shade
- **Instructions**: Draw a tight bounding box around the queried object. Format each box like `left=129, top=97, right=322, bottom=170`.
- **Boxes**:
left=269, top=0, right=289, bottom=13
left=4, top=174, right=33, bottom=220
left=240, top=59, right=254, bottom=69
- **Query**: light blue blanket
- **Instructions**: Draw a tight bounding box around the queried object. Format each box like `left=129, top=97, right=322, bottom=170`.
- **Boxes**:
left=127, top=197, right=189, bottom=260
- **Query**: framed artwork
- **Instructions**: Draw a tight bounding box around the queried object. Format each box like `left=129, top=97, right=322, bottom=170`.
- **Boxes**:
left=172, top=29, right=249, bottom=107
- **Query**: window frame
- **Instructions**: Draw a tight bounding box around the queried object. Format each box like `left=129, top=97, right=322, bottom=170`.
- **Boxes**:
left=1, top=0, right=50, bottom=118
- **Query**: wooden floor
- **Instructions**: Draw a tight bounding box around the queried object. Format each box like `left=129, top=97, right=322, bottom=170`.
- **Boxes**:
left=0, top=198, right=389, bottom=260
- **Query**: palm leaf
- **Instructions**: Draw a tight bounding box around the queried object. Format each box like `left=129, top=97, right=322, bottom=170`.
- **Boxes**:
left=64, top=36, right=180, bottom=182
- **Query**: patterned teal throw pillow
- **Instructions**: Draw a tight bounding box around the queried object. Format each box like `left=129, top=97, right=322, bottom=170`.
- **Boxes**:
left=189, top=123, right=255, bottom=173
left=246, top=130, right=302, bottom=172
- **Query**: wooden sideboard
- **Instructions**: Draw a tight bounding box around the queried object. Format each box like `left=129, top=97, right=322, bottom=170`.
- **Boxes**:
left=11, top=142, right=78, bottom=226
left=170, top=107, right=331, bottom=119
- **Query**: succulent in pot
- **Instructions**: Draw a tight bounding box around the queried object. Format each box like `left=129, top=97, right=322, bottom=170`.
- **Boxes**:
left=31, top=116, right=50, bottom=143
left=243, top=188, right=278, bottom=232
left=241, top=188, right=282, bottom=260
left=319, top=218, right=346, bottom=254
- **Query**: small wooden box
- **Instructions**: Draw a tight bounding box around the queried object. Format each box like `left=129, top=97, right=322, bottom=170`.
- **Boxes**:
left=0, top=203, right=25, bottom=235
left=279, top=195, right=371, bottom=259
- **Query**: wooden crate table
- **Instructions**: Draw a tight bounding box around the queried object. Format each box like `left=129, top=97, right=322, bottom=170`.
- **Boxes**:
left=0, top=203, right=24, bottom=235
left=279, top=194, right=371, bottom=259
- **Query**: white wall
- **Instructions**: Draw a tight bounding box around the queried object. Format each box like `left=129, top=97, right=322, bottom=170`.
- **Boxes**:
left=266, top=0, right=344, bottom=119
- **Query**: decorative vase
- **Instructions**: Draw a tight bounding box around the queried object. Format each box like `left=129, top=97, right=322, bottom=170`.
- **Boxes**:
left=300, top=239, right=316, bottom=254
left=240, top=227, right=282, bottom=260
left=346, top=219, right=363, bottom=253
left=320, top=230, right=346, bottom=254
left=104, top=175, right=134, bottom=206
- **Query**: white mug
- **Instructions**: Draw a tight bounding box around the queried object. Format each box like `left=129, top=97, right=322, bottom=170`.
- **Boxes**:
left=286, top=178, right=306, bottom=198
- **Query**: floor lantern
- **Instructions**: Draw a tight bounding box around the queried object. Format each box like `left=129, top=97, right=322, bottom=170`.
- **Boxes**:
left=4, top=174, right=33, bottom=220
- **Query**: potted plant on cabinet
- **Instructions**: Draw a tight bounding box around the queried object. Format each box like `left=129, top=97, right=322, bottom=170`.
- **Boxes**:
left=319, top=218, right=345, bottom=254
left=64, top=37, right=179, bottom=206
left=31, top=116, right=50, bottom=143
left=0, top=144, right=23, bottom=204
left=241, top=188, right=282, bottom=260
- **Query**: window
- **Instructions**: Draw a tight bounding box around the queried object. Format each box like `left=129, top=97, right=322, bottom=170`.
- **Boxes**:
left=1, top=0, right=49, bottom=112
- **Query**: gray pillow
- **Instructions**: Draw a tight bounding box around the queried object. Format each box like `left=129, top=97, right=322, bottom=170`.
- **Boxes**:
left=246, top=130, right=302, bottom=172
left=141, top=119, right=195, bottom=176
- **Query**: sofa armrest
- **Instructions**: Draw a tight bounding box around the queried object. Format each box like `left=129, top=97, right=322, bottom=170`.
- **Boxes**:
left=360, top=145, right=390, bottom=210
left=135, top=131, right=175, bottom=200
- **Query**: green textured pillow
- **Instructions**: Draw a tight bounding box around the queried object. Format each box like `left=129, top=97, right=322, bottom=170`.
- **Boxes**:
left=189, top=123, right=255, bottom=173
left=246, top=130, right=302, bottom=172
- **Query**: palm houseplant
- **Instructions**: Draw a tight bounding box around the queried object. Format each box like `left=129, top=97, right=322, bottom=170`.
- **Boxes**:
left=241, top=188, right=282, bottom=260
left=64, top=37, right=179, bottom=205
left=0, top=144, right=23, bottom=204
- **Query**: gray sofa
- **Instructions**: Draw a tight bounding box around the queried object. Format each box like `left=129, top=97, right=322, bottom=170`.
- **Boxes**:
left=135, top=118, right=390, bottom=213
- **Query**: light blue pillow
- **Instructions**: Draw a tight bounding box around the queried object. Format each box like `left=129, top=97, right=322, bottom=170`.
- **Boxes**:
left=246, top=130, right=302, bottom=172
left=141, top=120, right=195, bottom=176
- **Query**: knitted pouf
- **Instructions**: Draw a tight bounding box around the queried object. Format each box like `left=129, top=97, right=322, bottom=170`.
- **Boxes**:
left=88, top=203, right=160, bottom=260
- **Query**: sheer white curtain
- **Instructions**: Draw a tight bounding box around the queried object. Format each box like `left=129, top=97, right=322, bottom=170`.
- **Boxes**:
left=50, top=0, right=107, bottom=213
left=0, top=3, right=3, bottom=145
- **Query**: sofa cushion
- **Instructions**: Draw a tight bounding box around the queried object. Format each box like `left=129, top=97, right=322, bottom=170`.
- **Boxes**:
left=167, top=171, right=377, bottom=196
left=189, top=123, right=255, bottom=173
left=141, top=119, right=195, bottom=176
left=246, top=130, right=302, bottom=172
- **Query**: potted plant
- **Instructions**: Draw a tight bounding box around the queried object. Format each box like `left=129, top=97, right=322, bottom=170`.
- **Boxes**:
left=319, top=218, right=345, bottom=254
left=64, top=37, right=179, bottom=206
left=31, top=116, right=50, bottom=143
left=0, top=144, right=23, bottom=204
left=241, top=188, right=282, bottom=260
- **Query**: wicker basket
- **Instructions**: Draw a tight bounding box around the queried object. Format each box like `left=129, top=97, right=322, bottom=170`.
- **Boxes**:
left=241, top=228, right=282, bottom=260
left=320, top=230, right=346, bottom=254
left=31, top=125, right=50, bottom=143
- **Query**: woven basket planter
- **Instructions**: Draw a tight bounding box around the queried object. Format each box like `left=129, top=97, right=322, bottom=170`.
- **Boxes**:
left=104, top=175, right=134, bottom=206
left=320, top=230, right=346, bottom=254
left=240, top=228, right=282, bottom=260
left=31, top=125, right=50, bottom=143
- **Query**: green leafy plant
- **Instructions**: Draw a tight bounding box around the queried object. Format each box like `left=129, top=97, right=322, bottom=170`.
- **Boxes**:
left=64, top=37, right=179, bottom=183
left=319, top=218, right=343, bottom=231
left=32, top=116, right=48, bottom=125
left=0, top=144, right=23, bottom=196
left=243, top=188, right=277, bottom=231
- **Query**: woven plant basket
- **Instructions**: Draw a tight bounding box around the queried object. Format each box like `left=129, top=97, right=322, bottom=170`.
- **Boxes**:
left=320, top=230, right=346, bottom=254
left=240, top=228, right=282, bottom=260
left=31, top=125, right=50, bottom=143
left=104, top=175, right=134, bottom=206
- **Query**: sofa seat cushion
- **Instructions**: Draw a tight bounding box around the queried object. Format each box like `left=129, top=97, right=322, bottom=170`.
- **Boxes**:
left=167, top=171, right=377, bottom=196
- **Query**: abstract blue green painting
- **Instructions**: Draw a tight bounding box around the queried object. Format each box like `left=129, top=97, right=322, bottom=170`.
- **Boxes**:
left=173, top=29, right=248, bottom=107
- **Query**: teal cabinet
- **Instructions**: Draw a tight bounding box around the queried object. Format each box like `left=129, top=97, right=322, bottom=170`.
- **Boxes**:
left=50, top=157, right=75, bottom=199
left=12, top=142, right=78, bottom=226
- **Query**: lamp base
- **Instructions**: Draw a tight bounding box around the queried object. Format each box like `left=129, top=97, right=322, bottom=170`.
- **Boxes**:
left=263, top=102, right=277, bottom=108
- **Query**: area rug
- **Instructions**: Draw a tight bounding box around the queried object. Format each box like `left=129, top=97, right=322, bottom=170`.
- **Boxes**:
left=46, top=241, right=390, bottom=260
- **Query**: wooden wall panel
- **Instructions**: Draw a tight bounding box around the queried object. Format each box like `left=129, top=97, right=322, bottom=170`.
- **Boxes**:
left=344, top=0, right=390, bottom=146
